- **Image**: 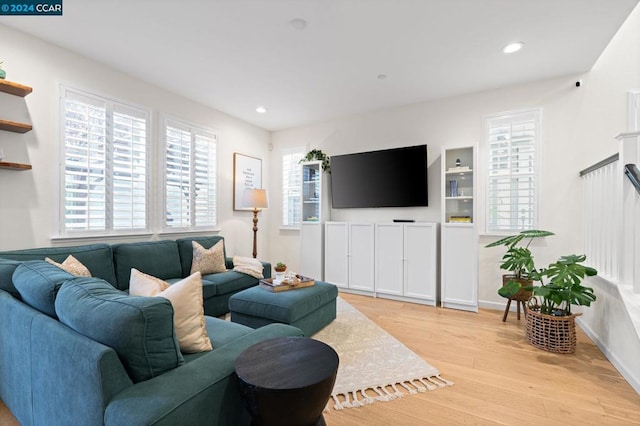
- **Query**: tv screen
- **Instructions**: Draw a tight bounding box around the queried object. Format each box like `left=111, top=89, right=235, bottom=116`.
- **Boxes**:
left=330, top=145, right=428, bottom=208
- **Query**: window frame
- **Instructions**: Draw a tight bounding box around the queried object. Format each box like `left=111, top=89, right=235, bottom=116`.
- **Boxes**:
left=57, top=85, right=151, bottom=237
left=160, top=115, right=219, bottom=233
left=483, top=108, right=541, bottom=235
left=281, top=146, right=306, bottom=228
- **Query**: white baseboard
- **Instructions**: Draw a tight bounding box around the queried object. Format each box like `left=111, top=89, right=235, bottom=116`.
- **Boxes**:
left=577, top=317, right=640, bottom=394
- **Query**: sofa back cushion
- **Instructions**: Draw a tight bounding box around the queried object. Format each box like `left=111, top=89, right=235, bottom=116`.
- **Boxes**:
left=177, top=236, right=227, bottom=278
left=55, top=277, right=184, bottom=383
left=112, top=241, right=182, bottom=290
left=0, top=258, right=21, bottom=298
left=0, top=244, right=117, bottom=286
left=12, top=260, right=75, bottom=318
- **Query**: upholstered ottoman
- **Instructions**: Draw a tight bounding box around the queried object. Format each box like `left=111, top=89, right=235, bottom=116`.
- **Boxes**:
left=229, top=281, right=338, bottom=336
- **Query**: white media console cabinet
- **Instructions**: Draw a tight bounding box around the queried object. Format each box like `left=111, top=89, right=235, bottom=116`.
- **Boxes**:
left=324, top=221, right=439, bottom=306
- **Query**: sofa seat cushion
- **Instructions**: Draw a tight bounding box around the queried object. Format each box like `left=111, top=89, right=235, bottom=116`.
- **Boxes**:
left=112, top=241, right=182, bottom=290
left=0, top=244, right=117, bottom=286
left=168, top=272, right=256, bottom=298
left=12, top=260, right=75, bottom=318
left=182, top=317, right=254, bottom=363
left=55, top=277, right=184, bottom=383
left=201, top=271, right=258, bottom=296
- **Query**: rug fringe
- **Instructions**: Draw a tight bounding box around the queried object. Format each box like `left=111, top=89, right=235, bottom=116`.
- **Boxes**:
left=331, top=375, right=453, bottom=410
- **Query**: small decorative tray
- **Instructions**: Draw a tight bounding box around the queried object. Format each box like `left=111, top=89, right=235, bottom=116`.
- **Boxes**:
left=259, top=275, right=315, bottom=292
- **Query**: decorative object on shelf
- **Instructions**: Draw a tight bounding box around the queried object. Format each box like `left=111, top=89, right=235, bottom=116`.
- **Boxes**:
left=233, top=152, right=262, bottom=211
left=259, top=274, right=315, bottom=292
left=241, top=188, right=269, bottom=258
left=300, top=149, right=330, bottom=172
left=449, top=180, right=458, bottom=197
left=274, top=261, right=287, bottom=282
left=455, top=158, right=461, bottom=167
left=487, top=231, right=598, bottom=353
left=0, top=62, right=5, bottom=80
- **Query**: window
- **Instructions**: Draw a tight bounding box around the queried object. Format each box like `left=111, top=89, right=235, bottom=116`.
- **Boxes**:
left=485, top=109, right=540, bottom=233
left=61, top=87, right=149, bottom=234
left=282, top=147, right=305, bottom=227
left=163, top=118, right=217, bottom=230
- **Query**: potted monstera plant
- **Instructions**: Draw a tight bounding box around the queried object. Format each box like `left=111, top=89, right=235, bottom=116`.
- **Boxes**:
left=485, top=230, right=554, bottom=320
left=487, top=230, right=598, bottom=353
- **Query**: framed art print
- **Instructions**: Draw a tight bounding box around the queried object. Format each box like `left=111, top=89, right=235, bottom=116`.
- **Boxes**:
left=233, top=152, right=262, bottom=210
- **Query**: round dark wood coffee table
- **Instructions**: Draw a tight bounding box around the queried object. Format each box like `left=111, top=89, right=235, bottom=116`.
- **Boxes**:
left=235, top=336, right=339, bottom=426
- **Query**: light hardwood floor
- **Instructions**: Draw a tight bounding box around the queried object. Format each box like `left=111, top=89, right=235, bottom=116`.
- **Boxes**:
left=2, top=293, right=638, bottom=425
left=324, top=293, right=640, bottom=426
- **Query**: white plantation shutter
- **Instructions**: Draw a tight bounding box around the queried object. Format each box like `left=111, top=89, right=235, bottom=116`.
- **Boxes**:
left=486, top=110, right=539, bottom=233
left=282, top=148, right=304, bottom=226
left=164, top=119, right=217, bottom=229
left=112, top=106, right=148, bottom=229
left=62, top=88, right=149, bottom=233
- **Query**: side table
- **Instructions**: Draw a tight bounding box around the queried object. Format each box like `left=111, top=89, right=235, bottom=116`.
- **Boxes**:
left=235, top=336, right=339, bottom=426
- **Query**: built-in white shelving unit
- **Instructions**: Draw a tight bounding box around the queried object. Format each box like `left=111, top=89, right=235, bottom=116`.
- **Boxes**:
left=441, top=145, right=478, bottom=312
left=299, top=161, right=329, bottom=280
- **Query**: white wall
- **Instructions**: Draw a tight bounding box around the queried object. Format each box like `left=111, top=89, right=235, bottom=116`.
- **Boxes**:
left=0, top=24, right=272, bottom=257
left=268, top=5, right=640, bottom=307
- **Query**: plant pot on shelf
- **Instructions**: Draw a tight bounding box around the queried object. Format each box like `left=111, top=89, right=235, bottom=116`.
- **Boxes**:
left=274, top=263, right=287, bottom=281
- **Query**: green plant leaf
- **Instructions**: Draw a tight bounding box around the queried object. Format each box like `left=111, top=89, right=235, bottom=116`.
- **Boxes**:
left=498, top=279, right=523, bottom=298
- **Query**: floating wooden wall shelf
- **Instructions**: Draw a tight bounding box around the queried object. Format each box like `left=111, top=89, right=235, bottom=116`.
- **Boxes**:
left=0, top=161, right=32, bottom=171
left=0, top=80, right=33, bottom=97
left=0, top=119, right=32, bottom=133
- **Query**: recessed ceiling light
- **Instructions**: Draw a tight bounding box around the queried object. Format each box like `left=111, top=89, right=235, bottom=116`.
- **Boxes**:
left=256, top=106, right=267, bottom=114
left=377, top=74, right=387, bottom=80
left=289, top=18, right=307, bottom=30
left=502, top=42, right=524, bottom=54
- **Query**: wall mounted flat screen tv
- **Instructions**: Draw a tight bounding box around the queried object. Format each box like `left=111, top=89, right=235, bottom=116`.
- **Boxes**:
left=330, top=145, right=428, bottom=208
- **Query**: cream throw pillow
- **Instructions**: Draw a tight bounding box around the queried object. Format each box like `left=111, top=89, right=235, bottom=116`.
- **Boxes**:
left=129, top=269, right=212, bottom=353
left=45, top=255, right=92, bottom=277
left=190, top=240, right=227, bottom=275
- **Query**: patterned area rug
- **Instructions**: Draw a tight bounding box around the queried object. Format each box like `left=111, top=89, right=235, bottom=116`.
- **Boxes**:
left=313, top=297, right=453, bottom=410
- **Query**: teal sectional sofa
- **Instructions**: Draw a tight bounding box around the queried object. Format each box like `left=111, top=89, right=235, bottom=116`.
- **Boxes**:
left=0, top=237, right=303, bottom=425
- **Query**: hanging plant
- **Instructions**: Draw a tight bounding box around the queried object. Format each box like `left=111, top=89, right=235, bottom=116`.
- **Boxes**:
left=300, top=149, right=330, bottom=172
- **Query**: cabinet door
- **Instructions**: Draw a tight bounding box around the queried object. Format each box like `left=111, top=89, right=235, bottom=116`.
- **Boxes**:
left=374, top=223, right=404, bottom=295
left=300, top=223, right=323, bottom=280
left=349, top=224, right=375, bottom=292
left=324, top=222, right=349, bottom=288
left=441, top=224, right=478, bottom=312
left=404, top=223, right=437, bottom=304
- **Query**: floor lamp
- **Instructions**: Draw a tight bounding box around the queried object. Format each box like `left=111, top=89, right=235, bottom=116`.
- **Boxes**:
left=241, top=188, right=269, bottom=258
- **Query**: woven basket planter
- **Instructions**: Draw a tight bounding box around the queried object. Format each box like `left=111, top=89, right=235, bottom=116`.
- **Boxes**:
left=525, top=309, right=581, bottom=354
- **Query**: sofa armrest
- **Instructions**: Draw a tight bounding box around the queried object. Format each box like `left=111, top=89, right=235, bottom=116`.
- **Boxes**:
left=105, top=323, right=303, bottom=426
left=29, top=312, right=133, bottom=426
left=261, top=261, right=272, bottom=279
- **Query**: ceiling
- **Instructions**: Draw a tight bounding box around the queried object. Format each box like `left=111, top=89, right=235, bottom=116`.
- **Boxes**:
left=1, top=0, right=638, bottom=131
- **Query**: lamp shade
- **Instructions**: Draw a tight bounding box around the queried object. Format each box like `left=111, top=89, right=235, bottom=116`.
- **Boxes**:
left=241, top=188, right=269, bottom=209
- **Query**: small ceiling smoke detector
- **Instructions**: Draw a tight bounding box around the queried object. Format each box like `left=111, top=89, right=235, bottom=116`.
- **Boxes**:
left=256, top=106, right=267, bottom=114
left=502, top=42, right=524, bottom=54
left=377, top=74, right=387, bottom=80
left=289, top=18, right=307, bottom=30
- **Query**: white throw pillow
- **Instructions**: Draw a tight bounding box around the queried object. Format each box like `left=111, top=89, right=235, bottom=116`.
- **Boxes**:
left=190, top=240, right=227, bottom=275
left=45, top=255, right=92, bottom=277
left=129, top=269, right=212, bottom=353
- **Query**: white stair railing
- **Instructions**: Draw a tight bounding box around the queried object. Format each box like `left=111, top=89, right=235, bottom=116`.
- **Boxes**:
left=581, top=154, right=620, bottom=281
